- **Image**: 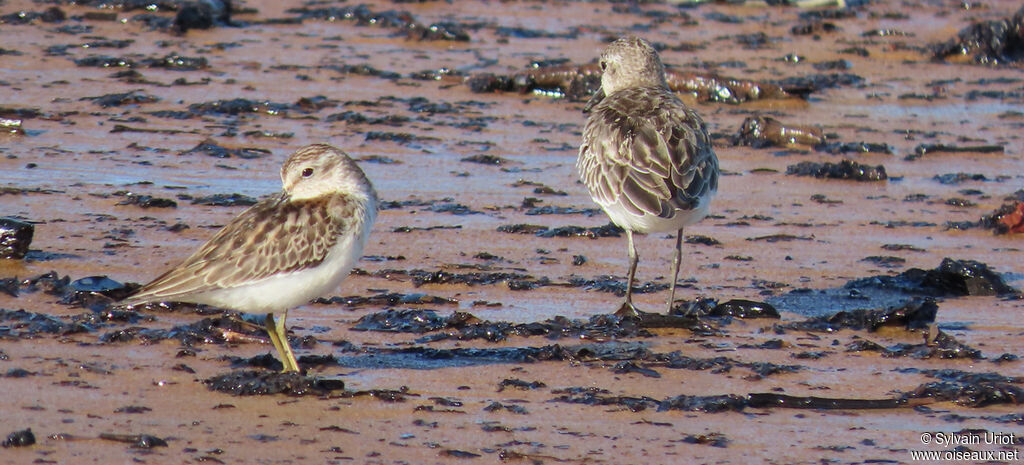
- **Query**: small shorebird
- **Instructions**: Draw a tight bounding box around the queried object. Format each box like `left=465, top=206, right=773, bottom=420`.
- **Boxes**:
left=122, top=144, right=378, bottom=372
left=577, top=36, right=719, bottom=315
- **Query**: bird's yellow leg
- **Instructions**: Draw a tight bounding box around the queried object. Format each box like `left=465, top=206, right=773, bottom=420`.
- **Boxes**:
left=264, top=311, right=300, bottom=373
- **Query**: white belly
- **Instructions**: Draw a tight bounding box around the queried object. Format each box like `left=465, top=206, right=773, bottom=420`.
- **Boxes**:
left=602, top=198, right=712, bottom=234
left=187, top=224, right=369, bottom=312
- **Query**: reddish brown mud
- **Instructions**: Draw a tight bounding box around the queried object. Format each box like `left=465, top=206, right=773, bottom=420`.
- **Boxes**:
left=2, top=0, right=1023, bottom=464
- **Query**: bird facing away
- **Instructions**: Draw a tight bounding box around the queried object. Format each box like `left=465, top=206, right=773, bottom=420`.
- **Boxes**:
left=577, top=36, right=719, bottom=315
left=122, top=144, right=378, bottom=372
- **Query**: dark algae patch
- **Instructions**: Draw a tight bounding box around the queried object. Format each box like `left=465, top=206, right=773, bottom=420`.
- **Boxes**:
left=845, top=328, right=984, bottom=360
left=181, top=138, right=272, bottom=159
left=98, top=433, right=168, bottom=449
left=555, top=378, right=1023, bottom=413
left=846, top=258, right=1017, bottom=298
left=0, top=308, right=91, bottom=337
left=497, top=222, right=624, bottom=238
left=786, top=160, right=887, bottom=182
left=932, top=4, right=1024, bottom=65
left=981, top=201, right=1024, bottom=235
left=777, top=299, right=938, bottom=333
left=0, top=217, right=34, bottom=260
left=2, top=429, right=35, bottom=448
left=771, top=258, right=1017, bottom=315
left=205, top=370, right=345, bottom=396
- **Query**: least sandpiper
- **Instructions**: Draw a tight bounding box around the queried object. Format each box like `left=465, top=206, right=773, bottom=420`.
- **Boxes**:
left=122, top=144, right=378, bottom=372
left=577, top=36, right=719, bottom=315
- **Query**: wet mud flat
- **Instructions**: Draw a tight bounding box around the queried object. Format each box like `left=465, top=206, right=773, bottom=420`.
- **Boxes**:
left=2, top=0, right=1024, bottom=463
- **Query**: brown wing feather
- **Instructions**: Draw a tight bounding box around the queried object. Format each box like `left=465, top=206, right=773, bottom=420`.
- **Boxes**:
left=578, top=86, right=718, bottom=219
left=125, top=193, right=349, bottom=304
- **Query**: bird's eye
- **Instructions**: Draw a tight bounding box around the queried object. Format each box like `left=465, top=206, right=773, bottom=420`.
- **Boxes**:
left=301, top=168, right=314, bottom=178
left=599, top=60, right=606, bottom=71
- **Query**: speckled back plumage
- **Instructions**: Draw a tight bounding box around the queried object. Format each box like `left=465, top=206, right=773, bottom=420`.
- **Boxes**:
left=578, top=36, right=718, bottom=233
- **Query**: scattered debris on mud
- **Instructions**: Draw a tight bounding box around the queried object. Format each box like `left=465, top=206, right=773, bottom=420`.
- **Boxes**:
left=932, top=4, right=1024, bottom=65
left=732, top=116, right=822, bottom=148
left=981, top=201, right=1024, bottom=234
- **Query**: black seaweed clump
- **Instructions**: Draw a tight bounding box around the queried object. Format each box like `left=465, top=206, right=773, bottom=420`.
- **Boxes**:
left=932, top=5, right=1024, bottom=65
left=554, top=376, right=1023, bottom=413
left=461, top=154, right=509, bottom=165
left=980, top=202, right=1024, bottom=235
left=325, top=111, right=409, bottom=126
left=367, top=268, right=540, bottom=289
left=772, top=73, right=865, bottom=97
left=1, top=429, right=35, bottom=448
left=905, top=381, right=1024, bottom=407
left=81, top=90, right=160, bottom=108
left=498, top=378, right=547, bottom=391
left=905, top=143, right=1003, bottom=161
left=74, top=53, right=208, bottom=70
left=99, top=433, right=168, bottom=449
left=205, top=370, right=345, bottom=396
left=933, top=173, right=987, bottom=185
left=285, top=5, right=470, bottom=41
left=173, top=0, right=232, bottom=34
left=315, top=292, right=457, bottom=308
left=187, top=98, right=290, bottom=116
left=352, top=309, right=454, bottom=334
left=497, top=223, right=624, bottom=238
left=352, top=309, right=660, bottom=342
left=846, top=258, right=1017, bottom=297
left=524, top=206, right=602, bottom=216
left=101, top=313, right=274, bottom=347
left=815, top=141, right=893, bottom=155
left=0, top=217, right=34, bottom=260
left=0, top=309, right=91, bottom=338
left=115, top=193, right=177, bottom=209
left=707, top=299, right=780, bottom=319
left=0, top=7, right=65, bottom=25
left=779, top=298, right=936, bottom=333
left=567, top=275, right=668, bottom=297
left=360, top=307, right=724, bottom=343
left=187, top=193, right=258, bottom=207
left=364, top=131, right=440, bottom=145
left=181, top=138, right=272, bottom=159
left=846, top=328, right=984, bottom=360
left=786, top=159, right=887, bottom=181
left=6, top=273, right=129, bottom=312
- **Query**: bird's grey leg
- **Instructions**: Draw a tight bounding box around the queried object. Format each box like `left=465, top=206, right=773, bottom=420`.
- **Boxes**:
left=668, top=228, right=683, bottom=314
left=616, top=230, right=641, bottom=317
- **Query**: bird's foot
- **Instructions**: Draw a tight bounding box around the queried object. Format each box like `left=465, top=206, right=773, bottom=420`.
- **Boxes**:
left=614, top=301, right=643, bottom=319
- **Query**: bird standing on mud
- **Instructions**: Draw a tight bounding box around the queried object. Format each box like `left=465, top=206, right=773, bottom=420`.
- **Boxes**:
left=122, top=144, right=377, bottom=372
left=577, top=36, right=719, bottom=315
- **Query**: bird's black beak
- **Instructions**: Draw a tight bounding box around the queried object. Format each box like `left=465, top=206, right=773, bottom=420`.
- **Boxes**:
left=583, top=88, right=605, bottom=113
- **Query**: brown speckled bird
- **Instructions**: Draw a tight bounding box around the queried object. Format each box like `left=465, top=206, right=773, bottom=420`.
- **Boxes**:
left=577, top=36, right=719, bottom=315
left=123, top=144, right=377, bottom=372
